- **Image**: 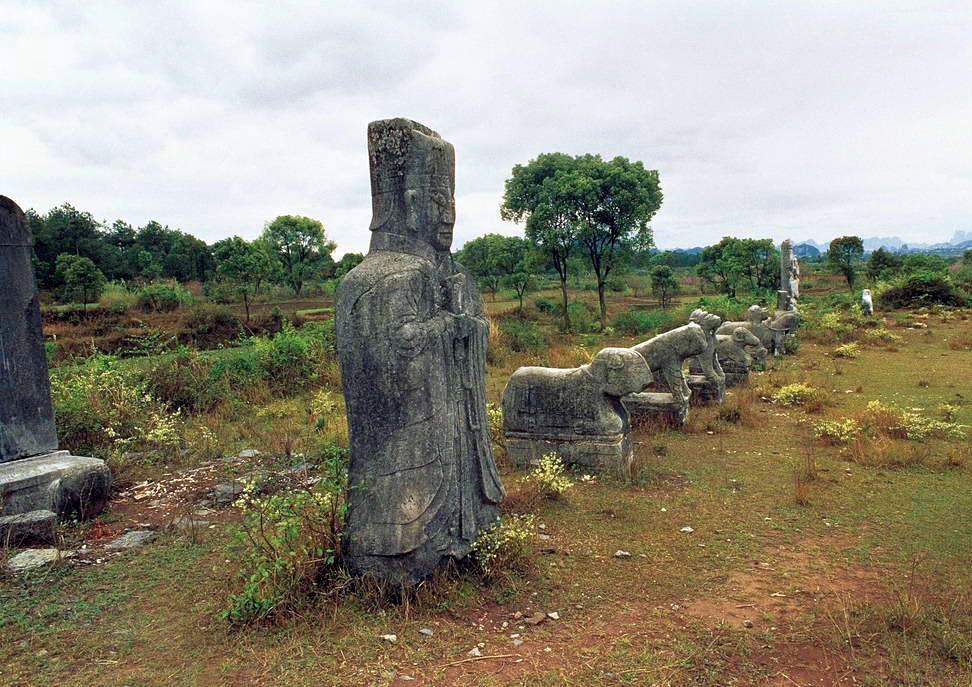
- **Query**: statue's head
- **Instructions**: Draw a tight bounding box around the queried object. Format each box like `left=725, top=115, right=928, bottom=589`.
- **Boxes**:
left=368, top=118, right=456, bottom=253
left=690, top=308, right=722, bottom=333
left=588, top=347, right=652, bottom=397
left=746, top=305, right=770, bottom=323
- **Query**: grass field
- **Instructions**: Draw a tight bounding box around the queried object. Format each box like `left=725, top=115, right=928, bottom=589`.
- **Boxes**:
left=2, top=282, right=971, bottom=686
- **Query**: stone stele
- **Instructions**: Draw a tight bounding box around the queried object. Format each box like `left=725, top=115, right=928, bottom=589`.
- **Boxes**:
left=777, top=239, right=800, bottom=311
left=336, top=119, right=505, bottom=586
left=0, top=196, right=110, bottom=533
left=501, top=347, right=652, bottom=472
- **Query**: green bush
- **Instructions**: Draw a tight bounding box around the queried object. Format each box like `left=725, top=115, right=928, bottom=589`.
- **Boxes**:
left=136, top=283, right=193, bottom=312
left=612, top=308, right=676, bottom=336
left=499, top=317, right=547, bottom=351
left=141, top=352, right=222, bottom=413
left=567, top=301, right=599, bottom=333
left=254, top=324, right=319, bottom=394
left=605, top=274, right=628, bottom=292
left=222, top=452, right=348, bottom=625
left=877, top=272, right=968, bottom=309
left=534, top=298, right=556, bottom=314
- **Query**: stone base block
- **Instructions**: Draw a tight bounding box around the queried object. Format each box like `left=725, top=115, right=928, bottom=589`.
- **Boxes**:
left=623, top=392, right=688, bottom=428
left=0, top=451, right=111, bottom=519
left=504, top=431, right=632, bottom=472
left=686, top=374, right=725, bottom=404
left=0, top=509, right=57, bottom=545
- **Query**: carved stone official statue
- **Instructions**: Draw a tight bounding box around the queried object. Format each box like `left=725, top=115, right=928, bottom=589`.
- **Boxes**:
left=336, top=119, right=505, bottom=586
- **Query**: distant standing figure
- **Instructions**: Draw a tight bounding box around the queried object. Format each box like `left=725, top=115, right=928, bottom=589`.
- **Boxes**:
left=861, top=289, right=874, bottom=315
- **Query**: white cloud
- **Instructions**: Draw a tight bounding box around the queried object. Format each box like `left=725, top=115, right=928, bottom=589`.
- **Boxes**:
left=2, top=0, right=970, bottom=255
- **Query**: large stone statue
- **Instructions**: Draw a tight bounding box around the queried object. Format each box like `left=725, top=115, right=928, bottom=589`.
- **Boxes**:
left=861, top=289, right=874, bottom=315
left=501, top=347, right=651, bottom=471
left=1, top=196, right=110, bottom=544
left=623, top=322, right=707, bottom=427
left=685, top=309, right=726, bottom=404
left=777, top=239, right=800, bottom=311
left=335, top=119, right=505, bottom=586
left=716, top=306, right=771, bottom=367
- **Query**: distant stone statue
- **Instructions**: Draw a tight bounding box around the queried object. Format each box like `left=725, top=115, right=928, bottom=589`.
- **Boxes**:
left=777, top=239, right=800, bottom=311
left=501, top=348, right=652, bottom=470
left=623, top=322, right=707, bottom=426
left=685, top=309, right=726, bottom=404
left=717, top=306, right=771, bottom=367
left=717, top=327, right=767, bottom=387
left=336, top=119, right=505, bottom=586
left=861, top=289, right=874, bottom=315
left=766, top=309, right=801, bottom=356
left=1, top=196, right=110, bottom=541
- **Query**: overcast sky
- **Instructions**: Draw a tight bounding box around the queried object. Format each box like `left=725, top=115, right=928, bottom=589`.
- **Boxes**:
left=3, top=1, right=971, bottom=255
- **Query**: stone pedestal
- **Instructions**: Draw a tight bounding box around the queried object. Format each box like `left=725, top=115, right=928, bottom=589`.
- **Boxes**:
left=623, top=392, right=688, bottom=427
left=0, top=451, right=111, bottom=519
left=687, top=374, right=723, bottom=404
left=505, top=431, right=632, bottom=472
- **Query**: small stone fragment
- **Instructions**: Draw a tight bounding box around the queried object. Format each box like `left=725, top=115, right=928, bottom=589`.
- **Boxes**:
left=106, top=530, right=156, bottom=551
left=680, top=526, right=694, bottom=534
left=419, top=627, right=434, bottom=636
left=743, top=619, right=754, bottom=628
left=547, top=611, right=560, bottom=620
left=467, top=646, right=481, bottom=657
left=5, top=548, right=75, bottom=573
left=512, top=639, right=524, bottom=647
left=380, top=634, right=397, bottom=643
left=524, top=613, right=546, bottom=625
left=614, top=550, right=632, bottom=558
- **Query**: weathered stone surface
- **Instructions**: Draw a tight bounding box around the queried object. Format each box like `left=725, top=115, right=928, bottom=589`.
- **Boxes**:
left=716, top=327, right=766, bottom=387
left=685, top=309, right=725, bottom=404
left=766, top=309, right=801, bottom=356
left=336, top=118, right=505, bottom=586
left=501, top=347, right=651, bottom=470
left=716, top=306, right=771, bottom=367
left=861, top=289, right=874, bottom=315
left=778, top=239, right=800, bottom=311
left=0, top=196, right=57, bottom=463
left=624, top=323, right=707, bottom=426
left=106, top=529, right=156, bottom=551
left=5, top=547, right=75, bottom=573
left=0, top=451, right=111, bottom=518
left=0, top=509, right=56, bottom=546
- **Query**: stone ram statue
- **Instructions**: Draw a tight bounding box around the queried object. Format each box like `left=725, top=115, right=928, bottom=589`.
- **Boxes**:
left=501, top=347, right=652, bottom=471
left=717, top=327, right=766, bottom=386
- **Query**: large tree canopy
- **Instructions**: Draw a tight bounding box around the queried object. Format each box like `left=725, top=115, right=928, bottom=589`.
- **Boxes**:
left=828, top=236, right=864, bottom=288
left=261, top=215, right=336, bottom=297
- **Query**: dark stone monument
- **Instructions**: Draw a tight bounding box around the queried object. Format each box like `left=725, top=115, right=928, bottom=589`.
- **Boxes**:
left=686, top=308, right=726, bottom=404
left=0, top=195, right=57, bottom=462
left=335, top=119, right=505, bottom=586
left=0, top=196, right=110, bottom=536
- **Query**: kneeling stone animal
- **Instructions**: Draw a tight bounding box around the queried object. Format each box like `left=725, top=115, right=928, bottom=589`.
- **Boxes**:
left=717, top=327, right=766, bottom=387
left=501, top=347, right=652, bottom=471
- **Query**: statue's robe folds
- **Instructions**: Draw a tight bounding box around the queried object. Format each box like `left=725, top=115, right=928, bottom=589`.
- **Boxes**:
left=336, top=242, right=504, bottom=584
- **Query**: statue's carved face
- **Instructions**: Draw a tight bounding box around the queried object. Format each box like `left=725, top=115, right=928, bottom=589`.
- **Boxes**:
left=427, top=180, right=456, bottom=252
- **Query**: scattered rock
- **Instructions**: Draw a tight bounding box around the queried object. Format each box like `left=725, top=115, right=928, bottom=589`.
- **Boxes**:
left=236, top=448, right=261, bottom=460
left=419, top=627, right=434, bottom=637
left=106, top=530, right=156, bottom=551
left=524, top=613, right=546, bottom=625
left=512, top=639, right=524, bottom=647
left=0, top=510, right=56, bottom=545
left=380, top=634, right=397, bottom=643
left=680, top=526, right=694, bottom=534
left=743, top=619, right=754, bottom=628
left=211, top=481, right=245, bottom=507
left=467, top=646, right=481, bottom=657
left=171, top=516, right=210, bottom=531
left=614, top=550, right=632, bottom=558
left=6, top=548, right=75, bottom=573
left=547, top=611, right=560, bottom=620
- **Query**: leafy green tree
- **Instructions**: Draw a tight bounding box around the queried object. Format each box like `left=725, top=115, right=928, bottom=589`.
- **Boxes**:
left=213, top=237, right=282, bottom=321
left=697, top=237, right=747, bottom=298
left=828, top=236, right=864, bottom=288
left=334, top=252, right=364, bottom=279
left=650, top=264, right=679, bottom=306
left=454, top=233, right=506, bottom=300
left=55, top=254, right=106, bottom=310
left=499, top=238, right=537, bottom=313
left=501, top=152, right=579, bottom=330
left=572, top=154, right=662, bottom=330
left=866, top=247, right=901, bottom=282
left=261, top=215, right=335, bottom=296
left=963, top=248, right=972, bottom=266
left=737, top=238, right=779, bottom=291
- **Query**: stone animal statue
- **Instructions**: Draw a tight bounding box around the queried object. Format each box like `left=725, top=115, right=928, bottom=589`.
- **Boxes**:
left=716, top=327, right=767, bottom=386
left=631, top=322, right=708, bottom=405
left=686, top=309, right=726, bottom=403
left=766, top=309, right=801, bottom=356
left=861, top=289, right=874, bottom=315
left=501, top=347, right=652, bottom=469
left=716, top=306, right=771, bottom=367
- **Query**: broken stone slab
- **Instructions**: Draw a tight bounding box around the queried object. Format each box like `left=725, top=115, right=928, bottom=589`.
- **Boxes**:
left=0, top=509, right=56, bottom=546
left=5, top=547, right=76, bottom=573
left=106, top=530, right=156, bottom=551
left=0, top=451, right=111, bottom=519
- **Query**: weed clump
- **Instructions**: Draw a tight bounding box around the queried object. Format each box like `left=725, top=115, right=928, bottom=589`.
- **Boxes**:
left=772, top=383, right=819, bottom=406
left=833, top=342, right=861, bottom=359
left=525, top=453, right=574, bottom=499
left=813, top=418, right=864, bottom=445
left=471, top=514, right=536, bottom=580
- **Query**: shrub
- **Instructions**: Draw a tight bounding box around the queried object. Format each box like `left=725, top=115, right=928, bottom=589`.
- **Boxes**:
left=222, top=455, right=348, bottom=625
left=566, top=301, right=599, bottom=333
left=526, top=453, right=574, bottom=499
left=863, top=328, right=902, bottom=344
left=180, top=305, right=243, bottom=348
left=141, top=352, right=221, bottom=413
left=486, top=402, right=506, bottom=463
left=863, top=400, right=966, bottom=441
left=471, top=514, right=536, bottom=580
left=772, top=383, right=818, bottom=406
left=136, top=282, right=193, bottom=312
left=253, top=324, right=318, bottom=394
left=877, top=272, right=968, bottom=309
left=813, top=418, right=863, bottom=445
left=833, top=342, right=861, bottom=358
left=498, top=317, right=547, bottom=351
left=612, top=308, right=676, bottom=336
left=605, top=274, right=628, bottom=292
left=534, top=298, right=556, bottom=314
